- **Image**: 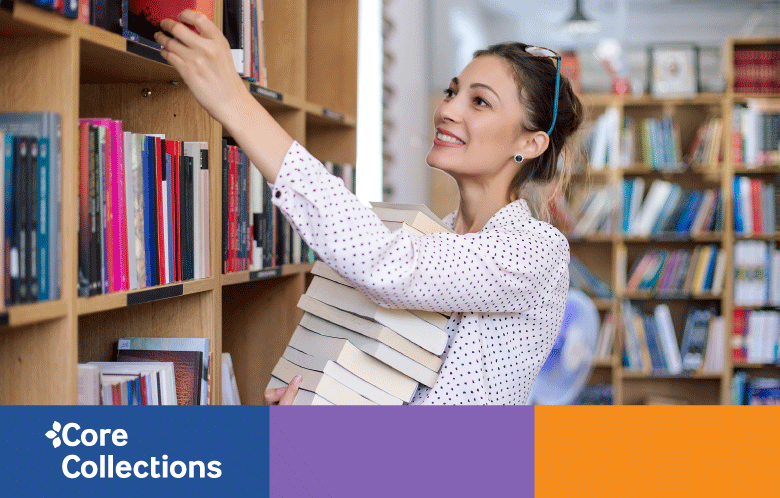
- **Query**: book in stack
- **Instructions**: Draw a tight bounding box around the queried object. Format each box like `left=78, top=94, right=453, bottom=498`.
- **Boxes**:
left=266, top=203, right=454, bottom=405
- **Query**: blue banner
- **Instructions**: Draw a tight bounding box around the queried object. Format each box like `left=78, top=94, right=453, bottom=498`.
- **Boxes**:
left=0, top=406, right=269, bottom=496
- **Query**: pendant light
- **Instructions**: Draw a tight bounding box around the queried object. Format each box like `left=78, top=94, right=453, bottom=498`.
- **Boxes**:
left=563, top=0, right=601, bottom=36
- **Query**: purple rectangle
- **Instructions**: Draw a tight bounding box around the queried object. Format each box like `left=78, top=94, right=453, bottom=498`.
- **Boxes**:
left=270, top=406, right=534, bottom=497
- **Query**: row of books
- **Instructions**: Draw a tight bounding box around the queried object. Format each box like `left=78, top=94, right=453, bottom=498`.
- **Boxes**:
left=569, top=255, right=613, bottom=299
left=733, top=176, right=779, bottom=235
left=267, top=204, right=452, bottom=405
left=686, top=117, right=723, bottom=169
left=627, top=246, right=725, bottom=297
left=732, top=308, right=780, bottom=365
left=223, top=0, right=267, bottom=85
left=550, top=184, right=614, bottom=237
left=575, top=384, right=613, bottom=405
left=732, top=101, right=780, bottom=166
left=624, top=180, right=722, bottom=237
left=621, top=302, right=724, bottom=375
left=637, top=117, right=683, bottom=170
left=732, top=374, right=780, bottom=405
left=78, top=121, right=211, bottom=297
left=77, top=337, right=210, bottom=405
left=16, top=0, right=87, bottom=20
left=1, top=112, right=62, bottom=306
left=734, top=241, right=780, bottom=307
left=596, top=312, right=616, bottom=360
left=733, top=49, right=780, bottom=94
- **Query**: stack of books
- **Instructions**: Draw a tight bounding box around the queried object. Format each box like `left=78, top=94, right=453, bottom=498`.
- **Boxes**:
left=266, top=203, right=454, bottom=405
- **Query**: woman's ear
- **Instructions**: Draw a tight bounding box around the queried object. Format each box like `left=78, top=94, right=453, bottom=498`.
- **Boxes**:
left=518, top=131, right=549, bottom=161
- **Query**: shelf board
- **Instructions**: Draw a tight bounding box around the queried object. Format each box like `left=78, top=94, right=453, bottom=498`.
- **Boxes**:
left=305, top=104, right=357, bottom=127
left=732, top=362, right=779, bottom=369
left=731, top=92, right=780, bottom=102
left=0, top=300, right=67, bottom=328
left=593, top=358, right=614, bottom=368
left=593, top=299, right=614, bottom=311
left=580, top=93, right=724, bottom=107
left=733, top=304, right=780, bottom=311
left=566, top=233, right=614, bottom=243
left=221, top=263, right=314, bottom=286
left=623, top=291, right=722, bottom=301
left=620, top=166, right=721, bottom=179
left=77, top=278, right=215, bottom=316
left=622, top=233, right=723, bottom=243
left=735, top=233, right=780, bottom=241
left=247, top=82, right=305, bottom=112
left=621, top=371, right=722, bottom=380
left=1, top=1, right=72, bottom=38
left=733, top=165, right=780, bottom=174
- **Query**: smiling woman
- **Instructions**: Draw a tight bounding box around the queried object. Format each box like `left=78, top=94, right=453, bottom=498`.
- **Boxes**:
left=155, top=10, right=582, bottom=405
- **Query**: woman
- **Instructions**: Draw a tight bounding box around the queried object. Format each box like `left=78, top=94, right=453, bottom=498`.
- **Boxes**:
left=155, top=10, right=582, bottom=405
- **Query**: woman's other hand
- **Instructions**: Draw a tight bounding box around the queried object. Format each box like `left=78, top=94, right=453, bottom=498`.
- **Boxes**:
left=264, top=375, right=303, bottom=405
left=154, top=10, right=249, bottom=125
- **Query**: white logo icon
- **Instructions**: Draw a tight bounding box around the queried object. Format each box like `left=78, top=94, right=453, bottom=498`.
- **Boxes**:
left=45, top=421, right=62, bottom=448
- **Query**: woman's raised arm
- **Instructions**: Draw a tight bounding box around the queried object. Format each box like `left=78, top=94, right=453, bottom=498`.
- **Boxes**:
left=154, top=10, right=293, bottom=183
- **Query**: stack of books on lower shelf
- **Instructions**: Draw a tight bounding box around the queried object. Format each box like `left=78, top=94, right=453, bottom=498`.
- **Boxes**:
left=266, top=203, right=453, bottom=405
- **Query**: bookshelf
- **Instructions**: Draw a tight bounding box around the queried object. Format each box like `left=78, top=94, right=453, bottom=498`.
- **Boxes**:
left=0, top=0, right=358, bottom=405
left=568, top=37, right=780, bottom=405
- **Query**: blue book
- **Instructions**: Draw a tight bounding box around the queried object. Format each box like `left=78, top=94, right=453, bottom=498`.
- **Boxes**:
left=733, top=176, right=744, bottom=233
left=623, top=179, right=633, bottom=233
left=37, top=137, right=49, bottom=301
left=3, top=133, right=13, bottom=305
left=142, top=136, right=157, bottom=287
left=703, top=246, right=718, bottom=292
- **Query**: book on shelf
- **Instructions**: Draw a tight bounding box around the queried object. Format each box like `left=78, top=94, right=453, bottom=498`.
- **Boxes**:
left=221, top=352, right=241, bottom=405
left=733, top=240, right=780, bottom=307
left=731, top=308, right=780, bottom=365
left=86, top=361, right=177, bottom=405
left=121, top=0, right=214, bottom=49
left=732, top=176, right=779, bottom=235
left=625, top=245, right=723, bottom=297
left=733, top=100, right=780, bottom=165
left=77, top=364, right=101, bottom=406
left=575, top=384, right=613, bottom=405
left=733, top=49, right=780, bottom=94
left=568, top=255, right=613, bottom=299
left=685, top=117, right=722, bottom=170
left=17, top=0, right=81, bottom=19
left=732, top=373, right=780, bottom=405
left=621, top=300, right=683, bottom=375
left=596, top=312, right=616, bottom=360
left=116, top=337, right=210, bottom=405
left=78, top=121, right=210, bottom=296
left=222, top=0, right=266, bottom=84
left=1, top=112, right=62, bottom=306
left=552, top=184, right=614, bottom=238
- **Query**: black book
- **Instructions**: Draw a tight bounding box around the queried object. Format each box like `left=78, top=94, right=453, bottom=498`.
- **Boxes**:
left=88, top=126, right=100, bottom=296
left=91, top=0, right=123, bottom=34
left=263, top=180, right=272, bottom=268
left=184, top=155, right=195, bottom=280
left=15, top=137, right=28, bottom=303
left=28, top=137, right=38, bottom=302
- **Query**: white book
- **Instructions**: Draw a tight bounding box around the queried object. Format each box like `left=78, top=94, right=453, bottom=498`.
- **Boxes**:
left=306, top=276, right=448, bottom=355
left=772, top=251, right=780, bottom=306
left=250, top=164, right=262, bottom=270
left=710, top=250, right=727, bottom=295
left=287, top=326, right=418, bottom=403
left=200, top=142, right=210, bottom=278
left=77, top=364, right=101, bottom=405
left=653, top=304, right=683, bottom=375
left=369, top=202, right=451, bottom=234
left=634, top=180, right=673, bottom=236
left=221, top=352, right=241, bottom=405
left=300, top=311, right=438, bottom=388
left=89, top=361, right=176, bottom=405
left=628, top=178, right=645, bottom=234
left=297, top=294, right=442, bottom=371
left=123, top=132, right=137, bottom=290
left=740, top=177, right=753, bottom=235
left=271, top=356, right=377, bottom=405
left=131, top=134, right=147, bottom=288
left=266, top=377, right=334, bottom=405
left=282, top=346, right=403, bottom=405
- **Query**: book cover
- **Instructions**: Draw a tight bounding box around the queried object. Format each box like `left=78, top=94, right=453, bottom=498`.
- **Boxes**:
left=124, top=0, right=214, bottom=48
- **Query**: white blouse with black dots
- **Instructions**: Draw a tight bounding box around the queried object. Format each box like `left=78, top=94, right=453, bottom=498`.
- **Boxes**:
left=270, top=141, right=570, bottom=405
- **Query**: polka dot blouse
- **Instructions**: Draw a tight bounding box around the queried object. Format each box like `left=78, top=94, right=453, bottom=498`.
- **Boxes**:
left=271, top=141, right=570, bottom=405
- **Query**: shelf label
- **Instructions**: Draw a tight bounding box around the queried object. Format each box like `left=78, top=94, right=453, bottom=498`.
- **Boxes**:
left=0, top=312, right=7, bottom=327
left=250, top=84, right=283, bottom=102
left=127, top=284, right=184, bottom=306
left=125, top=40, right=169, bottom=66
left=249, top=268, right=282, bottom=281
left=322, top=108, right=345, bottom=122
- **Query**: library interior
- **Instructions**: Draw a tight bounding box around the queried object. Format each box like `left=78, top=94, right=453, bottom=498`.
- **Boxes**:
left=1, top=0, right=780, bottom=406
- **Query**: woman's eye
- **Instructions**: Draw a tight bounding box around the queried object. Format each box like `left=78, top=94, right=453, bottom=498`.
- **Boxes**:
left=475, top=96, right=489, bottom=107
left=443, top=88, right=455, bottom=98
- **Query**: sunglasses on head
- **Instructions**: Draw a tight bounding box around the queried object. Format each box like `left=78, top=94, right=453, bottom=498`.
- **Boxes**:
left=524, top=45, right=561, bottom=136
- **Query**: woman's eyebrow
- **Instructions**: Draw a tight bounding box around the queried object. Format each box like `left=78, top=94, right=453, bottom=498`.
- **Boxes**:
left=450, top=77, right=501, bottom=102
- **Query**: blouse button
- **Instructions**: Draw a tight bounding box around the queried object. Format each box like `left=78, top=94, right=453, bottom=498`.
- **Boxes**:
left=275, top=191, right=281, bottom=198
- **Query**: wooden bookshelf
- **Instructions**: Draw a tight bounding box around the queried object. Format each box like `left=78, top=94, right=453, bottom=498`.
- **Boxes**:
left=0, top=1, right=358, bottom=405
left=569, top=37, right=780, bottom=405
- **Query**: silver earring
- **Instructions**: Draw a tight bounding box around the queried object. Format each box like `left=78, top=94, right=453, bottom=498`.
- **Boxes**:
left=514, top=154, right=524, bottom=163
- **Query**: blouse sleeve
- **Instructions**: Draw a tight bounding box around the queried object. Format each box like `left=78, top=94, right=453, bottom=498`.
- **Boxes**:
left=270, top=141, right=569, bottom=314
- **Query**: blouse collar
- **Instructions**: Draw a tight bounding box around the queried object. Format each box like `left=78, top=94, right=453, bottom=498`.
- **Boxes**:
left=444, top=199, right=533, bottom=233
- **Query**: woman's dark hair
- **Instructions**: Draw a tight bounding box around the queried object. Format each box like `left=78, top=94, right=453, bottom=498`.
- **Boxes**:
left=473, top=42, right=583, bottom=213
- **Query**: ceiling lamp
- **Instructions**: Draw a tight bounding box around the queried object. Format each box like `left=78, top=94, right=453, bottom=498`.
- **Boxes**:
left=563, top=0, right=601, bottom=36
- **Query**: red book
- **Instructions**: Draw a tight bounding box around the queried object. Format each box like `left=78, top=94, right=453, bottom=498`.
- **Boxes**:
left=733, top=309, right=747, bottom=362
left=110, top=120, right=129, bottom=292
left=155, top=137, right=166, bottom=285
left=140, top=374, right=148, bottom=405
left=176, top=140, right=182, bottom=281
left=229, top=146, right=237, bottom=272
left=128, top=1, right=214, bottom=43
left=112, top=383, right=121, bottom=405
left=165, top=140, right=179, bottom=281
left=751, top=178, right=763, bottom=233
left=78, top=0, right=89, bottom=23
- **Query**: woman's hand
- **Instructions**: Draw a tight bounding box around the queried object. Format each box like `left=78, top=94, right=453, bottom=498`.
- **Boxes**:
left=264, top=375, right=303, bottom=405
left=154, top=10, right=249, bottom=126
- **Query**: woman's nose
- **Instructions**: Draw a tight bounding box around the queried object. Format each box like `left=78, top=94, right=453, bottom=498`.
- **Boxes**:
left=438, top=94, right=464, bottom=123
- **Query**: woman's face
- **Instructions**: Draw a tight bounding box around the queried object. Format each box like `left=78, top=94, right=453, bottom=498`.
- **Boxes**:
left=426, top=55, right=527, bottom=180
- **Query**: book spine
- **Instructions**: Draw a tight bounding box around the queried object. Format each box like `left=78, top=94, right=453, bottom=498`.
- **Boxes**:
left=112, top=121, right=129, bottom=292
left=154, top=137, right=164, bottom=285
left=78, top=123, right=90, bottom=296
left=37, top=137, right=49, bottom=301
left=28, top=137, right=38, bottom=302
left=222, top=140, right=228, bottom=273
left=16, top=137, right=28, bottom=303
left=3, top=134, right=13, bottom=304
left=88, top=126, right=100, bottom=295
left=201, top=145, right=210, bottom=278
